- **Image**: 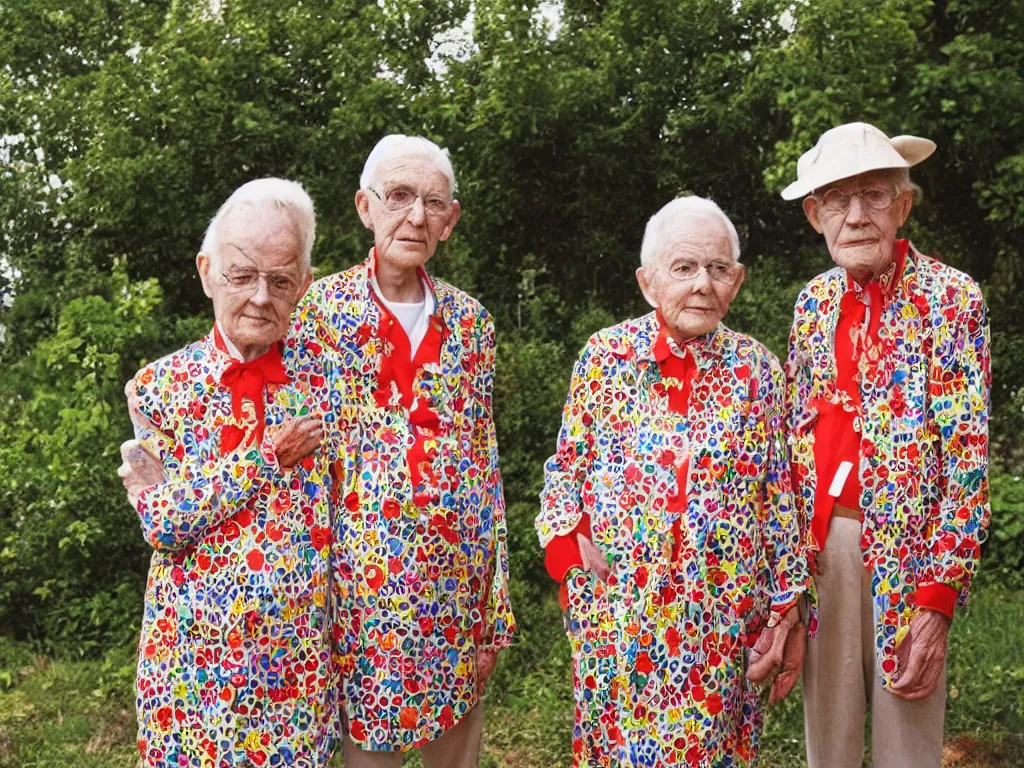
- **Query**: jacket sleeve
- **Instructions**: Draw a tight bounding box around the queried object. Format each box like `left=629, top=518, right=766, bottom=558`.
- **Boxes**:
left=474, top=313, right=516, bottom=651
left=760, top=354, right=815, bottom=625
left=916, top=281, right=991, bottom=615
left=129, top=368, right=279, bottom=552
left=536, top=337, right=601, bottom=548
left=784, top=287, right=823, bottom=559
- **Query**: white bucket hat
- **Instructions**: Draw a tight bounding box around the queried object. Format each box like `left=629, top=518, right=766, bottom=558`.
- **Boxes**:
left=780, top=121, right=936, bottom=200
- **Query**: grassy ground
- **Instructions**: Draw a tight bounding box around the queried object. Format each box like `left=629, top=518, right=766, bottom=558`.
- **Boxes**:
left=2, top=586, right=1021, bottom=767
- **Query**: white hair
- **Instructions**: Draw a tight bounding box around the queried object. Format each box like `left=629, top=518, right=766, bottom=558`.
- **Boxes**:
left=359, top=134, right=458, bottom=196
left=201, top=177, right=316, bottom=270
left=640, top=196, right=741, bottom=268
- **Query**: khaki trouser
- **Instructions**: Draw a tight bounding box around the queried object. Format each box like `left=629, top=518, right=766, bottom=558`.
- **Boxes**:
left=804, top=518, right=946, bottom=768
left=341, top=705, right=484, bottom=768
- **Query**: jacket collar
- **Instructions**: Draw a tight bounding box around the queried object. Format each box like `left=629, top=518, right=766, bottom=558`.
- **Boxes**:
left=634, top=310, right=724, bottom=368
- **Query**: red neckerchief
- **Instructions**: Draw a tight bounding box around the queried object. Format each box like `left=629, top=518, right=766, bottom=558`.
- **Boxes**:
left=214, top=324, right=289, bottom=455
left=653, top=310, right=696, bottom=567
left=810, top=239, right=909, bottom=547
left=367, top=250, right=447, bottom=497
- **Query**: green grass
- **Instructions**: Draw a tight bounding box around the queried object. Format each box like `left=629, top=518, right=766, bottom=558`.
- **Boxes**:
left=2, top=586, right=1022, bottom=767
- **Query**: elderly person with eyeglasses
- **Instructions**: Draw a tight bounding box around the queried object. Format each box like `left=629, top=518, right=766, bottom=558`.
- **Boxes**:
left=537, top=196, right=813, bottom=767
left=290, top=135, right=515, bottom=767
left=782, top=123, right=991, bottom=768
left=117, top=179, right=341, bottom=767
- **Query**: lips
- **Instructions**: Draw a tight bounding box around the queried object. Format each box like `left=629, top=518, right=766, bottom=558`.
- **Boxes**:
left=839, top=238, right=878, bottom=247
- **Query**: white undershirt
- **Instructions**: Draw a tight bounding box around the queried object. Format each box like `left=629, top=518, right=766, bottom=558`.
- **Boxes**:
left=371, top=273, right=435, bottom=357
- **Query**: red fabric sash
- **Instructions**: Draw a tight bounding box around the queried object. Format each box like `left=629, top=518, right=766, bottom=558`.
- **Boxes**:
left=653, top=312, right=696, bottom=567
left=214, top=325, right=289, bottom=455
left=368, top=251, right=446, bottom=496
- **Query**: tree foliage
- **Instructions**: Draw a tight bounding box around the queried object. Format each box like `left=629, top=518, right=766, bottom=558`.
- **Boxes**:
left=0, top=0, right=1022, bottom=652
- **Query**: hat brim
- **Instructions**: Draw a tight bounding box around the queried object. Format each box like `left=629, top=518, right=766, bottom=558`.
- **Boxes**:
left=781, top=135, right=937, bottom=201
left=890, top=135, right=937, bottom=167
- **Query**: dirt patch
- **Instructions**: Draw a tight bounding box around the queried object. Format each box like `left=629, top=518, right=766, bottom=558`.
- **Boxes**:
left=943, top=734, right=1024, bottom=768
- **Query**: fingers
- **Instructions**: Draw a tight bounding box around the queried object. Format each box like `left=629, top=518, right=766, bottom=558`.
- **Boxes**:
left=769, top=666, right=801, bottom=705
left=120, top=439, right=140, bottom=464
left=746, top=653, right=775, bottom=684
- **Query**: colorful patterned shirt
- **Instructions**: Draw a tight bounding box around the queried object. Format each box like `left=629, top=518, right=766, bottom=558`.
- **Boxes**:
left=292, top=254, right=515, bottom=752
left=786, top=241, right=991, bottom=685
left=130, top=329, right=341, bottom=768
left=537, top=312, right=812, bottom=767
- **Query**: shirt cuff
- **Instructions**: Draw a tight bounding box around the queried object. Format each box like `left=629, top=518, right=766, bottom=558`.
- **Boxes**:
left=543, top=514, right=591, bottom=583
left=913, top=583, right=958, bottom=620
left=545, top=534, right=584, bottom=584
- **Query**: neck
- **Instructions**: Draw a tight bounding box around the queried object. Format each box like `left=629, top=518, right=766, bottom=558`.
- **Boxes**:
left=376, top=257, right=424, bottom=303
left=237, top=343, right=271, bottom=362
left=219, top=325, right=271, bottom=362
left=847, top=260, right=890, bottom=288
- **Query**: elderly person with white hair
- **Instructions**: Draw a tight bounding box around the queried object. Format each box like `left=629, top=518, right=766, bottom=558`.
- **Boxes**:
left=117, top=178, right=341, bottom=767
left=537, top=197, right=813, bottom=767
left=783, top=122, right=991, bottom=768
left=290, top=135, right=515, bottom=766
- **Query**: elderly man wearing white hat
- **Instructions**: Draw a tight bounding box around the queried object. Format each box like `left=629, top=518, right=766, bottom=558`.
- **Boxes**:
left=783, top=122, right=991, bottom=768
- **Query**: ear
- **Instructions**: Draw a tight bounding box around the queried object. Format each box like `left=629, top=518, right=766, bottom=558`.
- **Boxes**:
left=894, top=190, right=914, bottom=228
left=196, top=252, right=214, bottom=299
left=636, top=266, right=659, bottom=309
left=724, top=263, right=746, bottom=306
left=355, top=189, right=374, bottom=230
left=439, top=200, right=461, bottom=242
left=299, top=268, right=314, bottom=298
left=802, top=196, right=824, bottom=234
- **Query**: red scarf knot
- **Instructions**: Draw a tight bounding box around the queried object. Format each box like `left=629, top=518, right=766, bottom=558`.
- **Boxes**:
left=218, top=343, right=289, bottom=455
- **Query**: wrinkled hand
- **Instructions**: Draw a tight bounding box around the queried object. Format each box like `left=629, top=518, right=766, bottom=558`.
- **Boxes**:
left=890, top=610, right=949, bottom=701
left=747, top=607, right=802, bottom=692
left=768, top=617, right=806, bottom=704
left=476, top=647, right=499, bottom=696
left=578, top=534, right=611, bottom=583
left=118, top=439, right=166, bottom=507
left=272, top=416, right=323, bottom=469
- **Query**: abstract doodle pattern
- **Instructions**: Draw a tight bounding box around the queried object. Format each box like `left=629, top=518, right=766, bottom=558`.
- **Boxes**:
left=538, top=312, right=812, bottom=767
left=130, top=330, right=340, bottom=768
left=292, top=254, right=515, bottom=752
left=787, top=240, right=991, bottom=688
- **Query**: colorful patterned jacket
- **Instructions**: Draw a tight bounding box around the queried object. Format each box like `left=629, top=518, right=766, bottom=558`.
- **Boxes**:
left=130, top=329, right=340, bottom=768
left=786, top=241, right=990, bottom=687
left=537, top=313, right=812, bottom=767
left=292, top=255, right=515, bottom=752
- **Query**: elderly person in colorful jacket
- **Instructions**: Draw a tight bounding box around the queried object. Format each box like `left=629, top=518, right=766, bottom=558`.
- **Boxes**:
left=291, top=135, right=515, bottom=766
left=117, top=179, right=341, bottom=767
left=537, top=196, right=814, bottom=767
left=782, top=122, right=991, bottom=768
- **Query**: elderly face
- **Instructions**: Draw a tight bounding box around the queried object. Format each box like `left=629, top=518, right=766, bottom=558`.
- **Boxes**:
left=197, top=203, right=312, bottom=358
left=635, top=213, right=745, bottom=340
left=803, top=169, right=914, bottom=283
left=355, top=154, right=461, bottom=271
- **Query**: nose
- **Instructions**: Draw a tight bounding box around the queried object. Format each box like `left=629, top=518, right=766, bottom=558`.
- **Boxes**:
left=691, top=266, right=712, bottom=293
left=406, top=197, right=426, bottom=226
left=249, top=276, right=272, bottom=306
left=845, top=194, right=870, bottom=225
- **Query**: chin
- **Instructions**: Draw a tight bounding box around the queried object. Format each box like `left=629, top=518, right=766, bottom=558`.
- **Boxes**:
left=383, top=244, right=434, bottom=269
left=833, top=248, right=887, bottom=274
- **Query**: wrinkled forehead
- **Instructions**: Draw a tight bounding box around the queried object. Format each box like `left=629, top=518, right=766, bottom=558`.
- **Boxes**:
left=215, top=203, right=304, bottom=272
left=374, top=154, right=453, bottom=196
left=658, top=213, right=735, bottom=262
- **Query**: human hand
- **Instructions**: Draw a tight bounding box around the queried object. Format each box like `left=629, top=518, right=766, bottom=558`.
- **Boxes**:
left=476, top=647, right=499, bottom=696
left=577, top=534, right=611, bottom=583
left=118, top=439, right=165, bottom=507
left=769, top=617, right=806, bottom=704
left=890, top=610, right=949, bottom=701
left=272, top=416, right=323, bottom=469
left=746, top=607, right=801, bottom=686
